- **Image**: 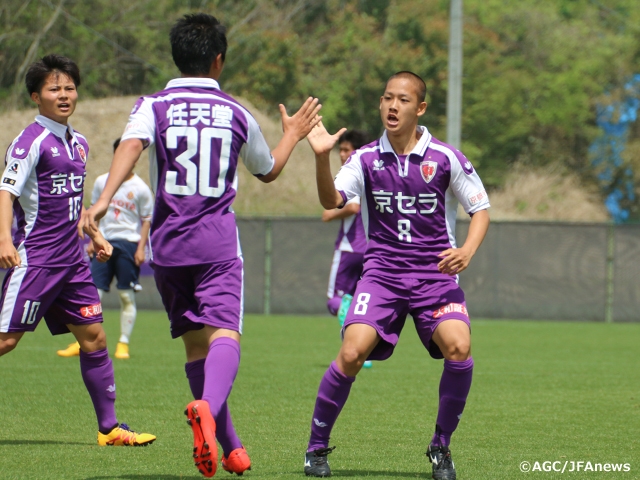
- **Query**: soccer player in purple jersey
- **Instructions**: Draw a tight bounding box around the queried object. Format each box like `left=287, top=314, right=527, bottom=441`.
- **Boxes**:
left=303, top=71, right=490, bottom=479
left=82, top=13, right=322, bottom=478
left=0, top=54, right=156, bottom=448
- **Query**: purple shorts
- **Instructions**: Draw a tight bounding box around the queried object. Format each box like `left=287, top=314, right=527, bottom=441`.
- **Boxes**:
left=343, top=270, right=471, bottom=360
left=327, top=250, right=365, bottom=300
left=153, top=257, right=244, bottom=339
left=0, top=263, right=103, bottom=335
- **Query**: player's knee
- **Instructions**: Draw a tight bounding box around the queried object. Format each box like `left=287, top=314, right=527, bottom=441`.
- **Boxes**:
left=77, top=326, right=108, bottom=352
left=118, top=289, right=136, bottom=315
left=339, top=344, right=368, bottom=369
left=0, top=337, right=20, bottom=355
left=440, top=339, right=471, bottom=361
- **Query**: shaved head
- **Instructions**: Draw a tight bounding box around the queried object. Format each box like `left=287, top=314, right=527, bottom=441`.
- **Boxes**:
left=386, top=71, right=426, bottom=103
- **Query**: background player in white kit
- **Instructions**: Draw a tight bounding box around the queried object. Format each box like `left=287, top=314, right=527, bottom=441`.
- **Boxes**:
left=83, top=13, right=322, bottom=478
left=57, top=138, right=153, bottom=359
left=303, top=71, right=490, bottom=479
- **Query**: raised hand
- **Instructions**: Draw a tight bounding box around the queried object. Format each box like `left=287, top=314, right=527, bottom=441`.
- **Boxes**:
left=307, top=120, right=347, bottom=156
left=279, top=97, right=323, bottom=142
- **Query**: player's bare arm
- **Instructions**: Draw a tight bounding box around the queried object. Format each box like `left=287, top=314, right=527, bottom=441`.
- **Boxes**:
left=81, top=211, right=113, bottom=263
left=437, top=209, right=490, bottom=275
left=0, top=191, right=20, bottom=268
left=307, top=121, right=347, bottom=209
left=322, top=202, right=360, bottom=222
left=82, top=139, right=144, bottom=233
left=259, top=97, right=323, bottom=183
left=135, top=220, right=151, bottom=266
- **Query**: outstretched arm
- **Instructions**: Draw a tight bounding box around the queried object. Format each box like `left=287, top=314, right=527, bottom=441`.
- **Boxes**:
left=307, top=121, right=347, bottom=209
left=437, top=209, right=490, bottom=275
left=259, top=97, right=323, bottom=183
left=81, top=139, right=144, bottom=235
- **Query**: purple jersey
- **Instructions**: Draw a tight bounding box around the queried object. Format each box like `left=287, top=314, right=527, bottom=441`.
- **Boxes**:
left=334, top=199, right=367, bottom=254
left=335, top=126, right=490, bottom=279
left=1, top=115, right=89, bottom=267
left=121, top=78, right=274, bottom=267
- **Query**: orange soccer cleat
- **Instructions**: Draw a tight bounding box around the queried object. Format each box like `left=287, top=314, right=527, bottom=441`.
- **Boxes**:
left=185, top=400, right=218, bottom=478
left=97, top=423, right=156, bottom=446
left=222, top=446, right=252, bottom=476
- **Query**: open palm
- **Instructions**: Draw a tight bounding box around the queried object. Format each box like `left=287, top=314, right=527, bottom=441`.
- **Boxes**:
left=307, top=120, right=346, bottom=156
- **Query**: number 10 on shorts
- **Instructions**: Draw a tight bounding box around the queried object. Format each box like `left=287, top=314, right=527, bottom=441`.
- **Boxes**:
left=354, top=293, right=371, bottom=315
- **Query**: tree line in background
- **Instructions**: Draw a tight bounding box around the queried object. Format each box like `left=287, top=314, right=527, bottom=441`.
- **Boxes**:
left=1, top=0, right=639, bottom=217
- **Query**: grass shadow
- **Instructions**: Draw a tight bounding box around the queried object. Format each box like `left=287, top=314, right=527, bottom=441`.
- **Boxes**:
left=85, top=476, right=203, bottom=480
left=315, top=470, right=427, bottom=478
left=0, top=439, right=91, bottom=446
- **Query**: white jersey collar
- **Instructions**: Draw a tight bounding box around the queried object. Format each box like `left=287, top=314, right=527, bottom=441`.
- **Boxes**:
left=380, top=125, right=432, bottom=157
left=165, top=77, right=221, bottom=90
left=35, top=115, right=75, bottom=140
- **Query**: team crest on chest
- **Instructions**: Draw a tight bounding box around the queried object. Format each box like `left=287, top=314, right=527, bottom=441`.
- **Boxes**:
left=76, top=144, right=87, bottom=163
left=127, top=191, right=134, bottom=200
left=420, top=160, right=437, bottom=183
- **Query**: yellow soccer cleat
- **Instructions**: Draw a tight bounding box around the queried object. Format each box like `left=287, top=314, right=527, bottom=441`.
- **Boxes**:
left=97, top=423, right=156, bottom=446
left=114, top=342, right=130, bottom=359
left=57, top=341, right=80, bottom=357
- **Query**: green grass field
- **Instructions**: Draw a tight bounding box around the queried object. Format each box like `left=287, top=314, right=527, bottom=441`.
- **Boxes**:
left=1, top=312, right=638, bottom=479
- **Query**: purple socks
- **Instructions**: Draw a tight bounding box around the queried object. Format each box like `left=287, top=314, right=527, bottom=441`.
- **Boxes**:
left=79, top=348, right=118, bottom=434
left=186, top=337, right=243, bottom=455
left=308, top=361, right=356, bottom=452
left=431, top=357, right=474, bottom=447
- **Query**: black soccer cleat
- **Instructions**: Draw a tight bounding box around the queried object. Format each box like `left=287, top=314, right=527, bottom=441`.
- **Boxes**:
left=304, top=446, right=335, bottom=477
left=427, top=444, right=456, bottom=480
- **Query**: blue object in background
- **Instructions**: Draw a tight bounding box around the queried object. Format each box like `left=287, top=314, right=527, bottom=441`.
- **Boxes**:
left=590, top=74, right=640, bottom=223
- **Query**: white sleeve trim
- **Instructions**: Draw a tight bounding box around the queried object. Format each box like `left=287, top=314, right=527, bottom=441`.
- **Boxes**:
left=121, top=98, right=156, bottom=146
left=334, top=152, right=366, bottom=204
left=431, top=143, right=490, bottom=214
left=0, top=133, right=44, bottom=197
left=240, top=113, right=274, bottom=176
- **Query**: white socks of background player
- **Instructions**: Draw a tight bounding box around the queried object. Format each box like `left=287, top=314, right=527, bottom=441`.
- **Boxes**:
left=118, top=289, right=136, bottom=344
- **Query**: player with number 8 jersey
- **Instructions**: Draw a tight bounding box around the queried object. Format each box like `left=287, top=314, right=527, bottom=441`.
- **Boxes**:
left=303, top=71, right=490, bottom=479
left=83, top=13, right=322, bottom=478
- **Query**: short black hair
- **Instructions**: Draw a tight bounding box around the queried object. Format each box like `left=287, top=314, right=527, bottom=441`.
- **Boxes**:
left=338, top=130, right=370, bottom=150
left=113, top=138, right=121, bottom=153
left=170, top=13, right=227, bottom=76
left=386, top=71, right=426, bottom=103
left=25, top=54, right=81, bottom=95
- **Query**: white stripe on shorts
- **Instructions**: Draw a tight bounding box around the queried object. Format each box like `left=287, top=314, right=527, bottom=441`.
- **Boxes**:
left=327, top=250, right=342, bottom=299
left=0, top=266, right=28, bottom=332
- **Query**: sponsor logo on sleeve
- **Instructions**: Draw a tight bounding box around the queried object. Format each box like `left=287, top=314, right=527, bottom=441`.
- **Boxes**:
left=433, top=303, right=468, bottom=319
left=3, top=178, right=16, bottom=185
left=420, top=160, right=438, bottom=183
left=80, top=303, right=102, bottom=318
left=468, top=190, right=487, bottom=206
left=8, top=162, right=19, bottom=175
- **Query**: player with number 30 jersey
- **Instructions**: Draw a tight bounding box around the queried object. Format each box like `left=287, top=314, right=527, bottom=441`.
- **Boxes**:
left=83, top=13, right=322, bottom=478
left=121, top=79, right=274, bottom=266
